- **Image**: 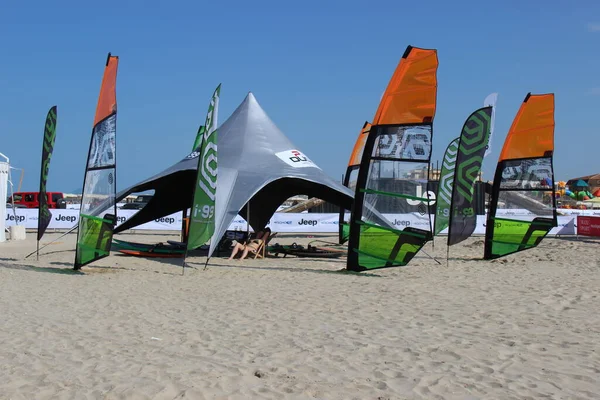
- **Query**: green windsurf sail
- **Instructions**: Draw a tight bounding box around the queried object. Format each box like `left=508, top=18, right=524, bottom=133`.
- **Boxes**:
left=74, top=53, right=119, bottom=270
left=347, top=45, right=439, bottom=271
left=484, top=93, right=557, bottom=259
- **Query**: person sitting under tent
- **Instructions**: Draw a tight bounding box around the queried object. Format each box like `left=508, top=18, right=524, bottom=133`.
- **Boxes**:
left=228, top=228, right=271, bottom=260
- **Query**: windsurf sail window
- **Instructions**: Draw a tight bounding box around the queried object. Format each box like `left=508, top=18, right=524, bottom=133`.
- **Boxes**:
left=347, top=45, right=438, bottom=271
left=484, top=93, right=556, bottom=259
left=339, top=121, right=371, bottom=244
left=74, top=53, right=118, bottom=269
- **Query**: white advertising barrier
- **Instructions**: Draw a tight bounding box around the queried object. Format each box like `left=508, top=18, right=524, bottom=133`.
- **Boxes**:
left=2, top=208, right=584, bottom=235
left=0, top=161, right=8, bottom=242
left=3, top=209, right=185, bottom=231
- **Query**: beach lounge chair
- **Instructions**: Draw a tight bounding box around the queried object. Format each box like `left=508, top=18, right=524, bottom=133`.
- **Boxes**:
left=250, top=230, right=277, bottom=259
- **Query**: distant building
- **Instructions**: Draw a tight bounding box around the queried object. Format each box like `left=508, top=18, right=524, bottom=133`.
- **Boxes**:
left=566, top=173, right=600, bottom=192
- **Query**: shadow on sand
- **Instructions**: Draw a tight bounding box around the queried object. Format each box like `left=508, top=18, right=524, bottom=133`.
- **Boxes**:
left=0, top=262, right=85, bottom=275
left=184, top=258, right=384, bottom=278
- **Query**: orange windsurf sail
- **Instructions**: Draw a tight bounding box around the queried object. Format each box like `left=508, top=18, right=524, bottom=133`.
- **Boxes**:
left=372, top=46, right=438, bottom=125
left=499, top=93, right=554, bottom=161
left=347, top=121, right=372, bottom=167
left=75, top=53, right=120, bottom=270
left=94, top=54, right=118, bottom=126
left=347, top=45, right=439, bottom=271
left=484, top=92, right=557, bottom=260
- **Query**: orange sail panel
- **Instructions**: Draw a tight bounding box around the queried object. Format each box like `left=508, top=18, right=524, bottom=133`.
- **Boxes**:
left=499, top=93, right=554, bottom=161
left=372, top=46, right=438, bottom=125
left=347, top=121, right=371, bottom=167
left=94, top=55, right=118, bottom=126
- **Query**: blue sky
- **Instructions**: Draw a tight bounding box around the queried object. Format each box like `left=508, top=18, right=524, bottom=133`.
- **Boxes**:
left=1, top=0, right=599, bottom=193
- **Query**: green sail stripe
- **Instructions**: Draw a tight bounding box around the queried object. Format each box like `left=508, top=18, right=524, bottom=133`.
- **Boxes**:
left=77, top=243, right=110, bottom=255
left=356, top=220, right=427, bottom=239
left=488, top=239, right=531, bottom=246
left=80, top=214, right=113, bottom=224
left=360, top=188, right=431, bottom=202
left=352, top=248, right=402, bottom=264
left=491, top=217, right=554, bottom=226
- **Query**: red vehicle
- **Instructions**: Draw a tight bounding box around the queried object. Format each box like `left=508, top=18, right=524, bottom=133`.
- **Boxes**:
left=8, top=192, right=66, bottom=209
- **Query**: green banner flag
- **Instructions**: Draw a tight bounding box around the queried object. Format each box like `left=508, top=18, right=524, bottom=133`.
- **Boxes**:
left=192, top=125, right=205, bottom=151
left=434, top=137, right=459, bottom=236
left=38, top=106, right=58, bottom=242
left=187, top=84, right=221, bottom=251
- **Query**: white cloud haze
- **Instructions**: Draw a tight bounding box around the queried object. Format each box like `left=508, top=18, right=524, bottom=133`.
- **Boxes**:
left=587, top=23, right=600, bottom=32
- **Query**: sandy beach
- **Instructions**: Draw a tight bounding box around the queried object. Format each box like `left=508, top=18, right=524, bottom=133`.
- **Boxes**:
left=0, top=231, right=599, bottom=399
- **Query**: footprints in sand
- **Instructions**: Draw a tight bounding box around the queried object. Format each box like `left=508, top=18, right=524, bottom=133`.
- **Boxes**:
left=1, top=235, right=599, bottom=399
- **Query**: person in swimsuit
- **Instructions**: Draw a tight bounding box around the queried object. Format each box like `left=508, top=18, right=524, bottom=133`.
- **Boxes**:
left=228, top=228, right=271, bottom=260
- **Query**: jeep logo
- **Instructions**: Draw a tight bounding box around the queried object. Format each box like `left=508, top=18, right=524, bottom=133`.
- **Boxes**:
left=392, top=219, right=411, bottom=227
left=6, top=214, right=25, bottom=223
left=298, top=218, right=317, bottom=226
left=54, top=214, right=76, bottom=223
left=155, top=217, right=175, bottom=224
